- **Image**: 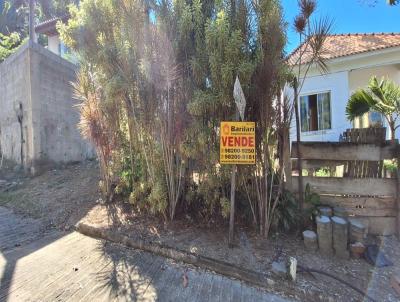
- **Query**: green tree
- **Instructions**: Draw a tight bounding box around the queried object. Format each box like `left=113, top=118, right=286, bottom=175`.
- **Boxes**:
left=346, top=76, right=400, bottom=142
left=288, top=0, right=332, bottom=215
left=0, top=31, right=23, bottom=62
left=59, top=0, right=295, bottom=238
left=0, top=0, right=76, bottom=36
left=0, top=0, right=26, bottom=35
left=0, top=0, right=77, bottom=62
left=39, top=0, right=79, bottom=19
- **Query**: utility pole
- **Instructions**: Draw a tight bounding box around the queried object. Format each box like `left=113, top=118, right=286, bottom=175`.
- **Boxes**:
left=29, top=0, right=35, bottom=42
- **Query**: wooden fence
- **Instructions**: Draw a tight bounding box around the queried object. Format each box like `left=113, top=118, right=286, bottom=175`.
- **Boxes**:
left=341, top=127, right=386, bottom=144
left=290, top=141, right=400, bottom=236
left=341, top=127, right=388, bottom=178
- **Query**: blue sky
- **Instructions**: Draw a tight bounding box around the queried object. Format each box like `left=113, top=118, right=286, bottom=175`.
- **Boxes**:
left=282, top=0, right=400, bottom=54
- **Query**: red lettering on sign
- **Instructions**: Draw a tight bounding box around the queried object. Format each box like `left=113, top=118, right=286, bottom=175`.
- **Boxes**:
left=235, top=137, right=240, bottom=146
left=222, top=136, right=254, bottom=147
left=248, top=137, right=254, bottom=147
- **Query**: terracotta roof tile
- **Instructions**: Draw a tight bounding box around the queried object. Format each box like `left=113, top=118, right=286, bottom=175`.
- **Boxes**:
left=35, top=15, right=69, bottom=36
left=287, top=33, right=400, bottom=66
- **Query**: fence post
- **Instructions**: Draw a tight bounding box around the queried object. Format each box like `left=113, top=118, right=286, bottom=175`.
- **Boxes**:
left=397, top=150, right=400, bottom=239
left=284, top=138, right=292, bottom=191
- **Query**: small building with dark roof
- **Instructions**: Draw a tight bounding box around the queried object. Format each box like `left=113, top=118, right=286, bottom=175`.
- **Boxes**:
left=35, top=15, right=71, bottom=58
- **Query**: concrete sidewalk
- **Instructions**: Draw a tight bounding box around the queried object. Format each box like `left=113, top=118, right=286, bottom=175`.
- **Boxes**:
left=0, top=207, right=294, bottom=301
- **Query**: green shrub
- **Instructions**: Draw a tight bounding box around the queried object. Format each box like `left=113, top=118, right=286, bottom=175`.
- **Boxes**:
left=272, top=190, right=300, bottom=232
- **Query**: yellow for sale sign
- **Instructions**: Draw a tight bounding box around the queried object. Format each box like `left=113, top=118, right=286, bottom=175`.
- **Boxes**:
left=220, top=121, right=255, bottom=165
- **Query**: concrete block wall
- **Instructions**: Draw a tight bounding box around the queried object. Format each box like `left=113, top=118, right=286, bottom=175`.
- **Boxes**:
left=30, top=43, right=95, bottom=165
left=0, top=41, right=95, bottom=172
left=0, top=43, right=33, bottom=165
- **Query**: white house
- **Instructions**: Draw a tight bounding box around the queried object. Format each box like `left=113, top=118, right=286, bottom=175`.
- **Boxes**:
left=34, top=16, right=76, bottom=62
left=287, top=33, right=400, bottom=142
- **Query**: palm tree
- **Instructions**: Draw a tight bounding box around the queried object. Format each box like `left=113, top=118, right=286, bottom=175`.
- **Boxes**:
left=346, top=76, right=400, bottom=143
left=289, top=0, right=332, bottom=214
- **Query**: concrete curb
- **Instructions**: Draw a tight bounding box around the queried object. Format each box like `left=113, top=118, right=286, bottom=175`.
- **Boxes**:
left=75, top=222, right=287, bottom=293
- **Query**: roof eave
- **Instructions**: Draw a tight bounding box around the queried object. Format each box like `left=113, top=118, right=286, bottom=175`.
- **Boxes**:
left=34, top=15, right=69, bottom=36
left=292, top=45, right=400, bottom=69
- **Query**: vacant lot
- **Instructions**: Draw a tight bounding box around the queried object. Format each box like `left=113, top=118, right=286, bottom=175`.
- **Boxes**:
left=1, top=162, right=399, bottom=301
left=0, top=161, right=99, bottom=230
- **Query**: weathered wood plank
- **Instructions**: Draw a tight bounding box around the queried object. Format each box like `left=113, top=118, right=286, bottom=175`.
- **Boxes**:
left=396, top=163, right=400, bottom=238
left=291, top=142, right=399, bottom=161
left=349, top=217, right=397, bottom=236
left=320, top=195, right=395, bottom=208
left=349, top=207, right=394, bottom=217
left=292, top=176, right=397, bottom=196
left=291, top=159, right=346, bottom=171
left=329, top=206, right=394, bottom=217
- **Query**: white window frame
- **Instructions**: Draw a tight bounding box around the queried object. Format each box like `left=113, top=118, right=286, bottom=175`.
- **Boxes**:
left=299, top=90, right=332, bottom=133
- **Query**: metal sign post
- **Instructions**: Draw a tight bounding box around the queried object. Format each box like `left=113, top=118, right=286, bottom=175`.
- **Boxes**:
left=233, top=76, right=246, bottom=121
left=229, top=140, right=237, bottom=248
left=225, top=76, right=255, bottom=247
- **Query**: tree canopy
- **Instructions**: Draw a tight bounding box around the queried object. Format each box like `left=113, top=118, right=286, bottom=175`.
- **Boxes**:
left=0, top=0, right=77, bottom=62
left=346, top=76, right=400, bottom=142
left=58, top=0, right=297, bottom=236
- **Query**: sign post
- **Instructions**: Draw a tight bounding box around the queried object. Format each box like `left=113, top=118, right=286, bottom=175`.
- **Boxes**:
left=233, top=77, right=246, bottom=121
left=222, top=76, right=255, bottom=247
left=229, top=151, right=237, bottom=248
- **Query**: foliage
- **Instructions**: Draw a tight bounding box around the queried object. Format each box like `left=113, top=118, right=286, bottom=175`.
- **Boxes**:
left=315, top=167, right=330, bottom=177
left=303, top=183, right=321, bottom=222
left=73, top=66, right=115, bottom=198
left=384, top=159, right=397, bottom=173
left=38, top=0, right=79, bottom=19
left=271, top=190, right=300, bottom=232
left=0, top=0, right=26, bottom=62
left=346, top=76, right=400, bottom=141
left=1, top=0, right=76, bottom=35
left=289, top=0, right=332, bottom=219
left=58, top=0, right=311, bottom=237
left=0, top=0, right=77, bottom=61
left=0, top=32, right=24, bottom=62
left=0, top=0, right=26, bottom=35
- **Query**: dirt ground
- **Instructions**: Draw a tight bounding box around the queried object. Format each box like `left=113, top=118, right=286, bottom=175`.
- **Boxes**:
left=1, top=161, right=399, bottom=302
left=82, top=203, right=400, bottom=302
left=0, top=160, right=99, bottom=230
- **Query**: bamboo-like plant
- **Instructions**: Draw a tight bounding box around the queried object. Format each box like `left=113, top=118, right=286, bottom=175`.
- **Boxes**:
left=73, top=68, right=115, bottom=198
left=59, top=0, right=325, bottom=235
left=152, top=28, right=186, bottom=221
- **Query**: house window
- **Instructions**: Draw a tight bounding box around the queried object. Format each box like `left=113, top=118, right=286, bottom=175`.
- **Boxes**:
left=300, top=92, right=331, bottom=132
left=369, top=111, right=384, bottom=127
left=354, top=111, right=383, bottom=128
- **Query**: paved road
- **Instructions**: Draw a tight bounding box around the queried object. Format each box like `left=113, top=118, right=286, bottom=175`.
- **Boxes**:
left=0, top=207, right=292, bottom=302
